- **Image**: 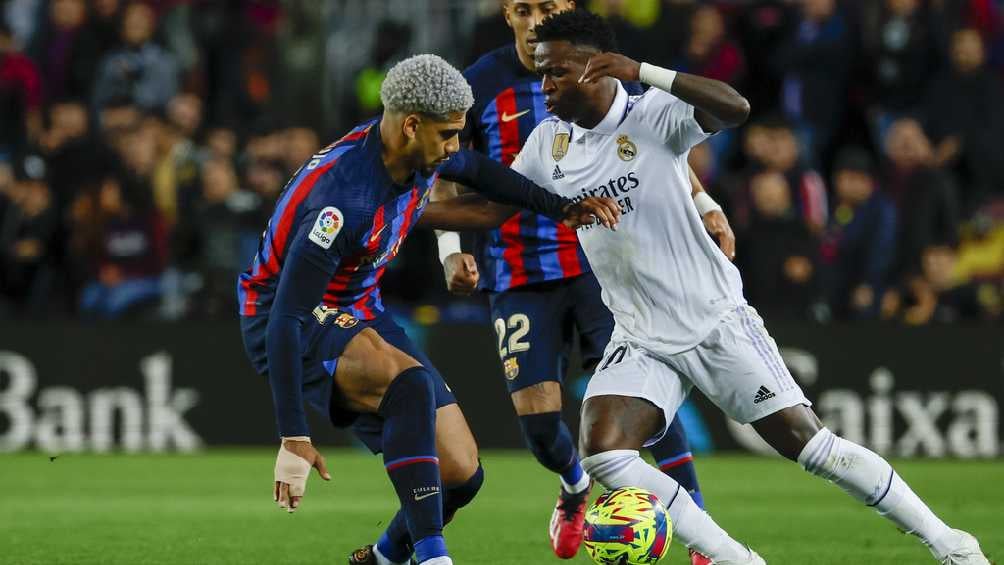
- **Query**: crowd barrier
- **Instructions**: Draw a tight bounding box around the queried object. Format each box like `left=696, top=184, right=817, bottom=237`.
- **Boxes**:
left=1, top=320, right=999, bottom=457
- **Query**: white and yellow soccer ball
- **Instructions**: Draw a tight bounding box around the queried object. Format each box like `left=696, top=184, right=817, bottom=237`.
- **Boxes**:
left=584, top=487, right=672, bottom=565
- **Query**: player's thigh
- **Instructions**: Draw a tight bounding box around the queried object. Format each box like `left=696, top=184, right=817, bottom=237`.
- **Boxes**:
left=335, top=327, right=421, bottom=413
left=580, top=395, right=665, bottom=456
left=435, top=403, right=480, bottom=486
left=675, top=304, right=810, bottom=426
left=580, top=342, right=689, bottom=455
left=372, top=315, right=460, bottom=412
left=569, top=272, right=616, bottom=371
left=489, top=286, right=568, bottom=411
left=375, top=316, right=480, bottom=479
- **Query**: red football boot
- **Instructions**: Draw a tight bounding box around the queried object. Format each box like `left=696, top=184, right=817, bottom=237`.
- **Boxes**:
left=548, top=484, right=591, bottom=559
left=690, top=549, right=713, bottom=565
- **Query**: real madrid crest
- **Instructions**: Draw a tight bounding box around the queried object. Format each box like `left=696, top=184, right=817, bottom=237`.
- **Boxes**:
left=503, top=357, right=520, bottom=380
left=616, top=134, right=637, bottom=161
left=552, top=133, right=570, bottom=162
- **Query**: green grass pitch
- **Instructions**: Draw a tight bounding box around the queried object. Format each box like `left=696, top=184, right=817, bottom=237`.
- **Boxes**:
left=2, top=450, right=1000, bottom=564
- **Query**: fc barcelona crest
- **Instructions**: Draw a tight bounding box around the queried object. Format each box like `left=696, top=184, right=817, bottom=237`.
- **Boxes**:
left=616, top=134, right=637, bottom=161
left=552, top=133, right=570, bottom=162
left=312, top=305, right=360, bottom=328
left=503, top=357, right=520, bottom=380
left=334, top=312, right=359, bottom=328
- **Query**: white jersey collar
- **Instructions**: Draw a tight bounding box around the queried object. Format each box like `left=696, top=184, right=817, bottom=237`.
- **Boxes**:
left=573, top=80, right=629, bottom=137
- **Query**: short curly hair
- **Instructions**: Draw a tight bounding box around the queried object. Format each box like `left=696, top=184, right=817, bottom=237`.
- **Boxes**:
left=533, top=9, right=617, bottom=53
left=380, top=54, right=474, bottom=119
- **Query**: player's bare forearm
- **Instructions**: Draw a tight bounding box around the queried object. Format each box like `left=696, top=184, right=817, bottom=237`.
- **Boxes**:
left=689, top=166, right=704, bottom=197
left=419, top=194, right=518, bottom=231
left=431, top=178, right=463, bottom=202
left=670, top=73, right=750, bottom=131
left=687, top=167, right=736, bottom=260
left=579, top=52, right=749, bottom=131
left=430, top=179, right=464, bottom=238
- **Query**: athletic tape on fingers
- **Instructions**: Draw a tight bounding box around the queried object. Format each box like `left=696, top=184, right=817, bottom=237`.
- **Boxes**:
left=275, top=444, right=311, bottom=497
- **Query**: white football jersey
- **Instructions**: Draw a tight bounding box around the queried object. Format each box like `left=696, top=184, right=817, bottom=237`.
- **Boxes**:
left=511, top=81, right=746, bottom=354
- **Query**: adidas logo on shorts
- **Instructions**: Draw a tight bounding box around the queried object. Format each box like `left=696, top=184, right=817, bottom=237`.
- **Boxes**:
left=753, top=385, right=776, bottom=404
left=552, top=165, right=565, bottom=180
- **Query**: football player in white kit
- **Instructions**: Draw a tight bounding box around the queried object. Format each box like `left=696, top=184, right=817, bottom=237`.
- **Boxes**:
left=427, top=10, right=989, bottom=565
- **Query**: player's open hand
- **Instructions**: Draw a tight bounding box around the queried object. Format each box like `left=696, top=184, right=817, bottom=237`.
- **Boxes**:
left=702, top=210, right=735, bottom=261
left=562, top=197, right=621, bottom=230
left=443, top=253, right=479, bottom=295
left=274, top=438, right=330, bottom=513
left=579, top=52, right=641, bottom=84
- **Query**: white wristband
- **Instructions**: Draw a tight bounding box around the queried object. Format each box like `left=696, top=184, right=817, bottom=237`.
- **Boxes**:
left=639, top=62, right=678, bottom=93
left=281, top=436, right=311, bottom=443
left=694, top=192, right=722, bottom=216
left=437, top=231, right=462, bottom=264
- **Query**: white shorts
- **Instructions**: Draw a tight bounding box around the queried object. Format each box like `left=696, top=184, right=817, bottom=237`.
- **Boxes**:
left=584, top=305, right=810, bottom=446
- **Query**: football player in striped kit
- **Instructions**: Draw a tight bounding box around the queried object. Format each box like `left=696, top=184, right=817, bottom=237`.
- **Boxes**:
left=237, top=54, right=619, bottom=565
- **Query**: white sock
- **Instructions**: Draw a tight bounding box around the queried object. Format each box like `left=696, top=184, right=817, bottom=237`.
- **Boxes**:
left=372, top=545, right=408, bottom=565
left=798, top=428, right=954, bottom=557
left=417, top=558, right=452, bottom=565
left=581, top=450, right=751, bottom=562
left=560, top=469, right=591, bottom=494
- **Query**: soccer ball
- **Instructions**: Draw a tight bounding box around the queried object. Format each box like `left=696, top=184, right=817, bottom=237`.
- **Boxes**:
left=583, top=487, right=672, bottom=564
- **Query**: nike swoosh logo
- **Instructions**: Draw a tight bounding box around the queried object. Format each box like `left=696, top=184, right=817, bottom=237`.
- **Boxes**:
left=414, top=491, right=439, bottom=501
left=501, top=109, right=530, bottom=123
left=369, top=225, right=387, bottom=244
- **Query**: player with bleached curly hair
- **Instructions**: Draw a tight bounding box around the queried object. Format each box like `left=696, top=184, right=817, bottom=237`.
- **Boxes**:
left=237, top=53, right=620, bottom=565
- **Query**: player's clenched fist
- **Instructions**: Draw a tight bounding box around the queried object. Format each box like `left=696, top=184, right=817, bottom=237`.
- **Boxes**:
left=443, top=253, right=479, bottom=295
left=562, top=196, right=621, bottom=230
left=274, top=437, right=330, bottom=512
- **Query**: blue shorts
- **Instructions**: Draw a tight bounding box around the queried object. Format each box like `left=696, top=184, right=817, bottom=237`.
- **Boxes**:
left=240, top=310, right=457, bottom=454
left=487, top=272, right=614, bottom=394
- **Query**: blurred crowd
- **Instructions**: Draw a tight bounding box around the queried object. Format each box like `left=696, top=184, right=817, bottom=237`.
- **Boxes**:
left=0, top=0, right=1001, bottom=325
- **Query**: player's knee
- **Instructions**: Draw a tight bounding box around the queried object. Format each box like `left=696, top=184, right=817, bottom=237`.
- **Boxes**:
left=580, top=425, right=631, bottom=459
left=378, top=366, right=435, bottom=418
left=392, top=364, right=435, bottom=395
left=579, top=397, right=655, bottom=457
left=376, top=341, right=422, bottom=382
left=448, top=460, right=484, bottom=500
left=762, top=430, right=809, bottom=462
left=518, top=411, right=566, bottom=470
left=523, top=424, right=558, bottom=456
left=441, top=449, right=480, bottom=486
left=753, top=405, right=823, bottom=461
left=442, top=462, right=485, bottom=525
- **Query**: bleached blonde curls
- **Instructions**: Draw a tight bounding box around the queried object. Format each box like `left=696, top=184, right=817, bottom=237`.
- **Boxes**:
left=380, top=54, right=474, bottom=119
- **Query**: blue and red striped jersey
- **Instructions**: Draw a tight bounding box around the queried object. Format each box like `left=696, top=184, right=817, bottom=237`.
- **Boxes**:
left=238, top=117, right=576, bottom=438
left=462, top=45, right=589, bottom=292
left=237, top=120, right=436, bottom=321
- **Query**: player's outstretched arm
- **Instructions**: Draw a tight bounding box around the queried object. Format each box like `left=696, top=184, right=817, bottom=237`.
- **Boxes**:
left=579, top=52, right=750, bottom=132
left=438, top=149, right=620, bottom=229
left=417, top=191, right=614, bottom=230
left=420, top=192, right=519, bottom=231
left=423, top=192, right=619, bottom=231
